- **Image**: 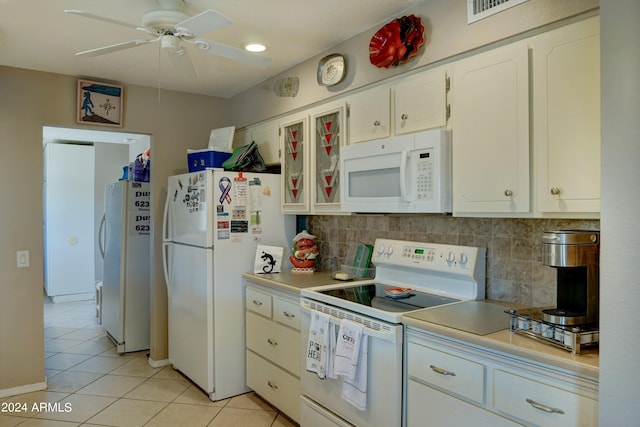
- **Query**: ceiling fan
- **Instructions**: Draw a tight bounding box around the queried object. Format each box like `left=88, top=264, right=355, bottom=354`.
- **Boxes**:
left=65, top=0, right=271, bottom=69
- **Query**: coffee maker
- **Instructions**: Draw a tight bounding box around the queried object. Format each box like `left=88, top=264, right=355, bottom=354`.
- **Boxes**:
left=541, top=230, right=600, bottom=326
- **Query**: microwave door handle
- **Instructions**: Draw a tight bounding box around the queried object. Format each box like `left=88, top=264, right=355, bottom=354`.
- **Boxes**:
left=399, top=150, right=410, bottom=202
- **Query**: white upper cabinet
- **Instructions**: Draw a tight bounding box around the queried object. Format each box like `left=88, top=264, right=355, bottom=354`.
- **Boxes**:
left=394, top=67, right=448, bottom=135
left=451, top=42, right=530, bottom=214
left=532, top=16, right=600, bottom=215
left=346, top=85, right=392, bottom=144
left=247, top=120, right=281, bottom=166
left=347, top=68, right=449, bottom=145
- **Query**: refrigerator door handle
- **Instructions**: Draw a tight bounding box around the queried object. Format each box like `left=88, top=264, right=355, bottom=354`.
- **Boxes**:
left=162, top=190, right=171, bottom=242
left=98, top=213, right=106, bottom=259
left=162, top=242, right=172, bottom=298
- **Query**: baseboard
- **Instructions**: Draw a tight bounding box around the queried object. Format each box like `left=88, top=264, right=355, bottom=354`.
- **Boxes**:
left=148, top=357, right=171, bottom=368
left=0, top=381, right=47, bottom=399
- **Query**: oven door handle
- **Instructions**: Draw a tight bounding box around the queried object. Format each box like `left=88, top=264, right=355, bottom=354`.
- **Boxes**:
left=302, top=304, right=398, bottom=344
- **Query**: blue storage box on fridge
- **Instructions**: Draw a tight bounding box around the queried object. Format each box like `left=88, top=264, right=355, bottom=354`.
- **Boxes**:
left=187, top=149, right=232, bottom=172
left=187, top=126, right=235, bottom=172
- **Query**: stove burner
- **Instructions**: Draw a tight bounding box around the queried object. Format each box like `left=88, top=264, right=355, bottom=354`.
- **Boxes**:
left=318, top=283, right=460, bottom=313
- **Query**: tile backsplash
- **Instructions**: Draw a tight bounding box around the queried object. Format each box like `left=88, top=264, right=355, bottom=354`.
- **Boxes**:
left=306, top=215, right=600, bottom=307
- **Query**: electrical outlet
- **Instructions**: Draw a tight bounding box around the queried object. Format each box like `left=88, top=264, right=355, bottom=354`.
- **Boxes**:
left=17, top=250, right=29, bottom=268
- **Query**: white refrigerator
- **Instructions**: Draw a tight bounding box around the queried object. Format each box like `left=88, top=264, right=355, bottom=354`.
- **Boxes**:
left=100, top=180, right=151, bottom=353
left=162, top=169, right=294, bottom=401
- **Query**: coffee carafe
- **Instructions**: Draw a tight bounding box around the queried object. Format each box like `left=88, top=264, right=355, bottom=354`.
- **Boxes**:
left=541, top=230, right=600, bottom=326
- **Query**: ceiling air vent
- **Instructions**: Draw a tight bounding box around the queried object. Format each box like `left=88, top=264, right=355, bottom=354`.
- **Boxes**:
left=467, top=0, right=529, bottom=24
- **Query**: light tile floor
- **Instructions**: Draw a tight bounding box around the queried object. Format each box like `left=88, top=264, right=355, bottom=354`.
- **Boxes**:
left=0, top=296, right=297, bottom=427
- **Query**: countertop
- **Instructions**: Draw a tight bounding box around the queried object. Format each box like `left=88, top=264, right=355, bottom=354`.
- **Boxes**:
left=403, top=300, right=599, bottom=379
left=242, top=270, right=350, bottom=294
left=242, top=271, right=599, bottom=380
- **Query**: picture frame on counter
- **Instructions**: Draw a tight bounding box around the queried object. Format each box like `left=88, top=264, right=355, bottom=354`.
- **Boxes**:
left=76, top=79, right=124, bottom=127
left=254, top=245, right=284, bottom=274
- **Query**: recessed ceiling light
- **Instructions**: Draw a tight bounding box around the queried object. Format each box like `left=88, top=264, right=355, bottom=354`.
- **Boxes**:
left=244, top=43, right=266, bottom=53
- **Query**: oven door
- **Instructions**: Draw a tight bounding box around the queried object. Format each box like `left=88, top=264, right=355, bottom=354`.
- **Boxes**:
left=300, top=299, right=404, bottom=427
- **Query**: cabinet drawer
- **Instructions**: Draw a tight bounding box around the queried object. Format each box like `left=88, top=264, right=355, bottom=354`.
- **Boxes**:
left=493, top=369, right=598, bottom=427
left=273, top=297, right=300, bottom=330
left=246, top=311, right=300, bottom=374
left=247, top=350, right=300, bottom=423
left=246, top=287, right=272, bottom=317
left=407, top=379, right=523, bottom=427
left=407, top=341, right=485, bottom=405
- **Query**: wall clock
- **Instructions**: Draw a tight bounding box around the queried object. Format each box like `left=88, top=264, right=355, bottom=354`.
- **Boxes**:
left=317, top=54, right=346, bottom=86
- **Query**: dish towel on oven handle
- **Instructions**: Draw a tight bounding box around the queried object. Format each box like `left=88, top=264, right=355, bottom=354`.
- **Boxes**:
left=341, top=334, right=368, bottom=411
left=306, top=310, right=330, bottom=379
left=334, top=319, right=368, bottom=410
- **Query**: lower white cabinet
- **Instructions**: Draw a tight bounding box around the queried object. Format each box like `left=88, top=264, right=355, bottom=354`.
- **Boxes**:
left=407, top=378, right=522, bottom=427
left=405, top=328, right=598, bottom=427
left=245, top=282, right=301, bottom=423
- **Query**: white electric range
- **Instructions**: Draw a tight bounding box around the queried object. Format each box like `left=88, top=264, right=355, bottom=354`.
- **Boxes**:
left=299, top=238, right=487, bottom=427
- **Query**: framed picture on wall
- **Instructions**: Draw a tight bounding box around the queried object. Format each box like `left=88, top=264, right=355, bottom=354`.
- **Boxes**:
left=76, top=79, right=124, bottom=127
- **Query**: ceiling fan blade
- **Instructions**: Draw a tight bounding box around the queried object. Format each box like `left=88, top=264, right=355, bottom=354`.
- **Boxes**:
left=191, top=39, right=272, bottom=68
left=175, top=9, right=232, bottom=37
left=76, top=38, right=158, bottom=57
left=65, top=10, right=140, bottom=31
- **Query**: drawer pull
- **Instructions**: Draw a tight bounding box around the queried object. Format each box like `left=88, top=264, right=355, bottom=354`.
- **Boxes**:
left=267, top=381, right=278, bottom=390
left=267, top=338, right=278, bottom=347
left=429, top=364, right=456, bottom=376
left=252, top=300, right=263, bottom=307
left=283, top=311, right=295, bottom=319
left=526, top=398, right=565, bottom=415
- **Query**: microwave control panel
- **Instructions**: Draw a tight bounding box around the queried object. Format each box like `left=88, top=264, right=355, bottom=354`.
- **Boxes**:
left=411, top=148, right=434, bottom=201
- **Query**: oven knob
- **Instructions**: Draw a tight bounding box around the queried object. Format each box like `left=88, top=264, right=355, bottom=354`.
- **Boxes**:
left=386, top=246, right=394, bottom=256
left=459, top=252, right=468, bottom=265
left=377, top=245, right=385, bottom=255
left=446, top=251, right=456, bottom=264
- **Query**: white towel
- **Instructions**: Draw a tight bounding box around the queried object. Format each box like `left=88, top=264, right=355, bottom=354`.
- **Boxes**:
left=306, top=310, right=330, bottom=379
left=334, top=319, right=363, bottom=381
left=341, top=334, right=368, bottom=411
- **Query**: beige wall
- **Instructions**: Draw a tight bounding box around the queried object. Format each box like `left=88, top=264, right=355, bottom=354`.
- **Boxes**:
left=0, top=65, right=228, bottom=392
left=229, top=0, right=598, bottom=127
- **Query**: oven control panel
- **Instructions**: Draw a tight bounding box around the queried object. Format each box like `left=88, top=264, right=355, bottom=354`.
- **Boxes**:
left=372, top=238, right=484, bottom=275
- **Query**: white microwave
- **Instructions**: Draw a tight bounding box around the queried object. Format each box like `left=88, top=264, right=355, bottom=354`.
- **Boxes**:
left=340, top=129, right=451, bottom=213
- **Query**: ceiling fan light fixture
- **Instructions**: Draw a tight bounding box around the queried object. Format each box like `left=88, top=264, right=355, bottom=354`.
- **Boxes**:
left=244, top=43, right=266, bottom=53
left=161, top=34, right=181, bottom=53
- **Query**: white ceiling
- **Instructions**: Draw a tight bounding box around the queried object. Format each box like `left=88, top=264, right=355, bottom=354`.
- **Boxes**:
left=1, top=0, right=421, bottom=98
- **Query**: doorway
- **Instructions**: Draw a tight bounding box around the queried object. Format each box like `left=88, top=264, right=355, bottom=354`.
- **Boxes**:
left=42, top=126, right=150, bottom=305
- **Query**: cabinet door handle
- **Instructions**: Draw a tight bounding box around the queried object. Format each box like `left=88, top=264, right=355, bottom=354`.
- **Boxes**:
left=401, top=113, right=408, bottom=120
left=504, top=189, right=514, bottom=197
left=267, top=381, right=278, bottom=390
left=526, top=398, right=565, bottom=414
left=283, top=311, right=295, bottom=319
left=252, top=300, right=263, bottom=307
left=550, top=187, right=561, bottom=196
left=429, top=364, right=456, bottom=376
left=267, top=338, right=278, bottom=347
left=373, top=120, right=381, bottom=127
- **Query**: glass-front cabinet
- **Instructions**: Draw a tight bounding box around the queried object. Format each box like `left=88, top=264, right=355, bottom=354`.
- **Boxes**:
left=281, top=114, right=309, bottom=213
left=280, top=103, right=345, bottom=214
left=312, top=105, right=344, bottom=213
